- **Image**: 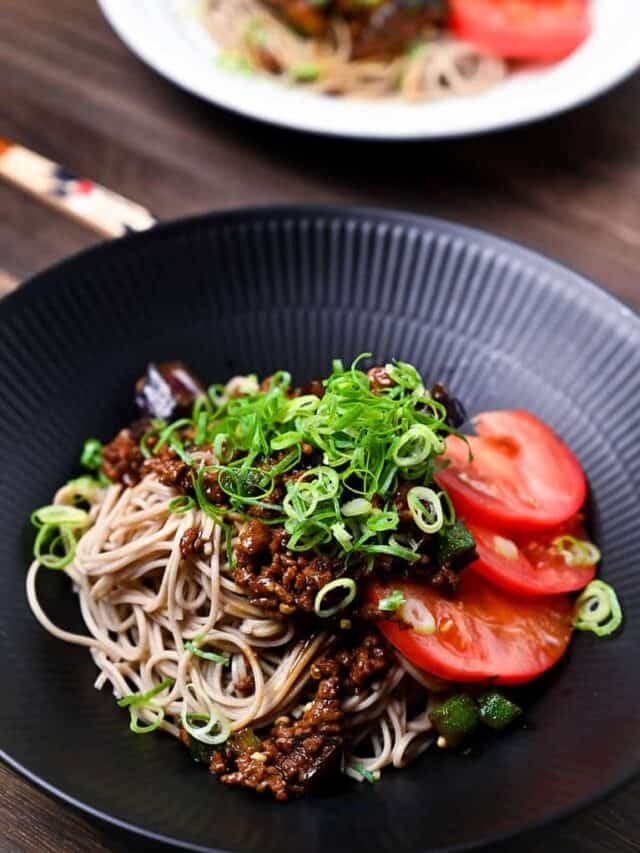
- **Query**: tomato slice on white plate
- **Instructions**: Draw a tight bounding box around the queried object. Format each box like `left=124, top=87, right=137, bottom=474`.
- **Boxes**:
left=369, top=573, right=573, bottom=685
left=435, top=410, right=587, bottom=532
left=449, top=0, right=591, bottom=61
left=467, top=516, right=598, bottom=596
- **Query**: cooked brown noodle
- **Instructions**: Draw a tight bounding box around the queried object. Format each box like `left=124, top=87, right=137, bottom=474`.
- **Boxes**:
left=27, top=473, right=444, bottom=782
left=201, top=0, right=506, bottom=101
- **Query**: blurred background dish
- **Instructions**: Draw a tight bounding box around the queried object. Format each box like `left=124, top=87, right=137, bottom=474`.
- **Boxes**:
left=98, top=0, right=640, bottom=138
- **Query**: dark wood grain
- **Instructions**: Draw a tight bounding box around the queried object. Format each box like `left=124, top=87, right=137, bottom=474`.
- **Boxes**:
left=1, top=1, right=639, bottom=850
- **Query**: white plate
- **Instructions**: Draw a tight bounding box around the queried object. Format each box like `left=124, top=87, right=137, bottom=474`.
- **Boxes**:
left=99, top=0, right=640, bottom=139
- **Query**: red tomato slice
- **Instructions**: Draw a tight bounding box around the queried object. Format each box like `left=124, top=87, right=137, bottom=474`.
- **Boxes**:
left=449, top=0, right=591, bottom=61
left=435, top=410, right=587, bottom=532
left=369, top=573, right=573, bottom=684
left=467, top=516, right=597, bottom=596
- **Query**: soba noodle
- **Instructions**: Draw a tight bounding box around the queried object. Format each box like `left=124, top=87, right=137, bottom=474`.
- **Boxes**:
left=201, top=0, right=506, bottom=101
left=27, top=474, right=438, bottom=782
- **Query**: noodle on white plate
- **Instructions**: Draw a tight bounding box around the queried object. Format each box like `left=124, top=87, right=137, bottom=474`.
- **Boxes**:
left=201, top=0, right=506, bottom=101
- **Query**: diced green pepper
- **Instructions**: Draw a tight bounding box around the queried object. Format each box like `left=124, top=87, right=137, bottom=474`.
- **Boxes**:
left=228, top=728, right=262, bottom=756
left=478, top=692, right=522, bottom=731
left=186, top=733, right=216, bottom=765
left=429, top=694, right=479, bottom=747
left=436, top=520, right=477, bottom=571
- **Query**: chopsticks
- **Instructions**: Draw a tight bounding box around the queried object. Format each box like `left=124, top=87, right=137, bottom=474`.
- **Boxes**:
left=0, top=138, right=156, bottom=239
left=0, top=269, right=19, bottom=296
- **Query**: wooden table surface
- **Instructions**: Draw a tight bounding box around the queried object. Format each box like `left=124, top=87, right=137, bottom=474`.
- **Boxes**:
left=1, top=1, right=640, bottom=850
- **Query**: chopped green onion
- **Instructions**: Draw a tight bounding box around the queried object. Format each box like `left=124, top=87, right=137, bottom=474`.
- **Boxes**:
left=341, top=498, right=372, bottom=517
left=314, top=578, right=357, bottom=618
left=554, top=535, right=601, bottom=567
left=573, top=580, right=622, bottom=637
left=213, top=433, right=231, bottom=463
left=117, top=678, right=175, bottom=735
left=297, top=466, right=340, bottom=499
left=407, top=487, right=443, bottom=534
left=392, top=424, right=442, bottom=467
left=66, top=476, right=100, bottom=500
left=139, top=419, right=165, bottom=459
left=192, top=467, right=223, bottom=522
left=378, top=590, right=405, bottom=612
left=360, top=540, right=420, bottom=563
left=279, top=395, right=320, bottom=421
left=194, top=410, right=209, bottom=445
left=270, top=431, right=302, bottom=450
left=290, top=62, right=321, bottom=82
left=117, top=677, right=175, bottom=708
left=31, top=505, right=89, bottom=528
left=218, top=53, right=254, bottom=74
left=154, top=418, right=193, bottom=453
left=353, top=763, right=376, bottom=784
left=401, top=595, right=435, bottom=635
left=80, top=438, right=103, bottom=471
left=366, top=510, right=399, bottom=533
left=385, top=360, right=422, bottom=391
left=181, top=686, right=231, bottom=745
left=168, top=495, right=196, bottom=514
left=185, top=640, right=230, bottom=665
left=33, top=524, right=77, bottom=570
left=331, top=522, right=353, bottom=550
left=438, top=490, right=456, bottom=526
left=283, top=482, right=319, bottom=521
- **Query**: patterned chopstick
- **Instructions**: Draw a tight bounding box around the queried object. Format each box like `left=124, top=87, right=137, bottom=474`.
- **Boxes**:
left=0, top=269, right=19, bottom=296
left=0, top=138, right=156, bottom=239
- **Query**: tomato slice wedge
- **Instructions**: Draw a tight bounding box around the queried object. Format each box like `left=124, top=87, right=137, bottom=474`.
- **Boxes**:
left=449, top=0, right=591, bottom=61
left=467, top=516, right=597, bottom=596
left=435, top=410, right=587, bottom=532
left=369, top=573, right=573, bottom=685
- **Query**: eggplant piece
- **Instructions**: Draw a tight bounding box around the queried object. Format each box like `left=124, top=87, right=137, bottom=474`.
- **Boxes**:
left=430, top=382, right=467, bottom=429
left=339, top=0, right=448, bottom=61
left=135, top=362, right=205, bottom=420
left=298, top=736, right=343, bottom=793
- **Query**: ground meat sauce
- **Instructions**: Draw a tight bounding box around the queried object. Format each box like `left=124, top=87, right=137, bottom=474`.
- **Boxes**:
left=180, top=526, right=206, bottom=558
left=265, top=1, right=447, bottom=61
left=101, top=421, right=149, bottom=486
left=235, top=521, right=342, bottom=615
left=203, top=632, right=393, bottom=800
left=103, top=363, right=477, bottom=801
left=367, top=365, right=396, bottom=392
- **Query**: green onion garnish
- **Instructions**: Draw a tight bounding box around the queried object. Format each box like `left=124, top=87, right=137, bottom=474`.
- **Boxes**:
left=407, top=487, right=444, bottom=534
left=314, top=578, right=357, bottom=618
left=353, top=763, right=376, bottom=784
left=554, top=535, right=601, bottom=567
left=185, top=641, right=230, bottom=665
left=168, top=495, right=196, bottom=514
left=30, top=505, right=89, bottom=528
left=117, top=677, right=175, bottom=735
left=181, top=684, right=231, bottom=745
left=378, top=590, right=405, bottom=612
left=573, top=580, right=622, bottom=637
left=33, top=524, right=77, bottom=570
left=126, top=355, right=460, bottom=565
left=80, top=438, right=103, bottom=471
left=30, top=504, right=89, bottom=570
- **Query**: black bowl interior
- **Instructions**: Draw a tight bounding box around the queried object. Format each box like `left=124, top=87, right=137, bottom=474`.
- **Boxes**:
left=1, top=206, right=639, bottom=853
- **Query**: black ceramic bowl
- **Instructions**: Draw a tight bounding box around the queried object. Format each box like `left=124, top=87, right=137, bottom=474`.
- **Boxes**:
left=1, top=206, right=639, bottom=853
